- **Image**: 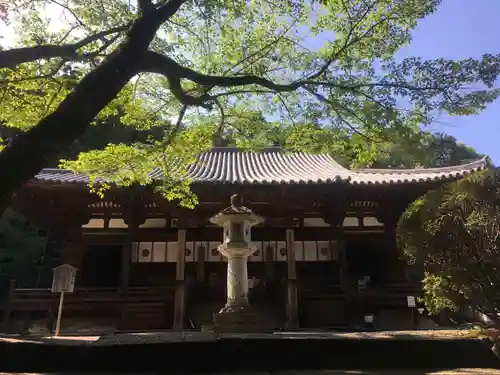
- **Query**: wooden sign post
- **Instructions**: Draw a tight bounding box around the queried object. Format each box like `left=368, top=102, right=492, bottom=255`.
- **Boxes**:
left=407, top=295, right=417, bottom=329
left=51, top=264, right=78, bottom=337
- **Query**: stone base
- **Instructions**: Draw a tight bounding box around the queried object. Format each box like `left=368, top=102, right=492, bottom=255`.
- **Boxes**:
left=212, top=304, right=274, bottom=333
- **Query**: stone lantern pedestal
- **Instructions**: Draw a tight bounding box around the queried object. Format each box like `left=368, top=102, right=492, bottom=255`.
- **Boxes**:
left=209, top=194, right=272, bottom=333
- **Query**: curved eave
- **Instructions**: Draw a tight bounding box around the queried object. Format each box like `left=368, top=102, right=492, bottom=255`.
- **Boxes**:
left=26, top=175, right=351, bottom=187
left=28, top=155, right=488, bottom=188
left=350, top=156, right=488, bottom=185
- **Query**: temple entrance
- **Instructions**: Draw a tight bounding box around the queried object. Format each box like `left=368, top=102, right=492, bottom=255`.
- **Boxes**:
left=297, top=261, right=346, bottom=328
left=295, top=239, right=346, bottom=329
left=345, top=242, right=386, bottom=287
left=80, top=245, right=122, bottom=288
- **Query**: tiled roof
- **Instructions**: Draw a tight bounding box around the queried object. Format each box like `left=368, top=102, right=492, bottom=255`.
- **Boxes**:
left=33, top=147, right=488, bottom=186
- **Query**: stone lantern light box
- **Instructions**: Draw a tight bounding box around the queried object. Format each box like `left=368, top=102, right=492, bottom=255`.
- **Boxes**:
left=210, top=194, right=264, bottom=257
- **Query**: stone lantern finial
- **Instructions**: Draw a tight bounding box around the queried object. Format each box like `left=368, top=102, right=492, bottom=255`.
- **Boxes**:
left=230, top=193, right=243, bottom=208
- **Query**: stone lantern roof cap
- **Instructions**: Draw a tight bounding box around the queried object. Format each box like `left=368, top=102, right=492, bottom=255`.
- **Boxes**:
left=209, top=194, right=265, bottom=226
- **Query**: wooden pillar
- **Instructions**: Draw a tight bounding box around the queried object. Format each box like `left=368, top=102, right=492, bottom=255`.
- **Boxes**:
left=118, top=237, right=132, bottom=332
left=337, top=223, right=356, bottom=326
left=119, top=196, right=146, bottom=330
left=173, top=228, right=186, bottom=330
left=336, top=224, right=349, bottom=292
left=121, top=195, right=143, bottom=292
left=196, top=243, right=206, bottom=282
left=323, top=201, right=352, bottom=326
left=121, top=216, right=140, bottom=292
left=121, top=241, right=132, bottom=292
left=322, top=209, right=349, bottom=290
left=264, top=244, right=275, bottom=282
left=285, top=228, right=298, bottom=329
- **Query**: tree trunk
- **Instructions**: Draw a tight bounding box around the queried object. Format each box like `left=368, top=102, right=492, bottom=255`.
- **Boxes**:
left=0, top=15, right=162, bottom=202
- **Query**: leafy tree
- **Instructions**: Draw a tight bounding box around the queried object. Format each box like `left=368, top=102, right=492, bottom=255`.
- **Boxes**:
left=1, top=0, right=500, bottom=205
left=398, top=168, right=500, bottom=324
left=393, top=135, right=498, bottom=322
left=341, top=130, right=482, bottom=170
left=354, top=130, right=496, bottom=321
left=372, top=132, right=482, bottom=168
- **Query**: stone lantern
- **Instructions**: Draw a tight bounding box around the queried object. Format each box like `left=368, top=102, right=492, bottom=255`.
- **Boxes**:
left=209, top=194, right=267, bottom=332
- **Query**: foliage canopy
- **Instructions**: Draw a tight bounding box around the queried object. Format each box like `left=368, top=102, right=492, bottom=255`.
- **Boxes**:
left=1, top=0, right=500, bottom=204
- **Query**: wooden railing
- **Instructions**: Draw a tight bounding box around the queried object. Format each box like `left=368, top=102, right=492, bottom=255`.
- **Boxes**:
left=8, top=286, right=173, bottom=307
left=356, top=283, right=422, bottom=308
left=299, top=283, right=345, bottom=299
left=1, top=286, right=176, bottom=332
left=296, top=282, right=421, bottom=328
left=298, top=282, right=421, bottom=303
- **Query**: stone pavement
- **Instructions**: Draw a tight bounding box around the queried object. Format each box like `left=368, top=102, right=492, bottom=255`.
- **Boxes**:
left=0, top=329, right=481, bottom=346
left=0, top=370, right=499, bottom=374
left=0, top=330, right=497, bottom=373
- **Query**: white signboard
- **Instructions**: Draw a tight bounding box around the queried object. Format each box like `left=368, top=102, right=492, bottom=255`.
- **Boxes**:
left=51, top=264, right=78, bottom=293
left=407, top=295, right=416, bottom=308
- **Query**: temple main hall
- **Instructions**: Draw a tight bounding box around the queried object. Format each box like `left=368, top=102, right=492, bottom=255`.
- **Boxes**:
left=0, top=147, right=487, bottom=333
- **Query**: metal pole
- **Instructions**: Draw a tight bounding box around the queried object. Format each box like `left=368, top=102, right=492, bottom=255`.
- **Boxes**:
left=54, top=291, right=65, bottom=336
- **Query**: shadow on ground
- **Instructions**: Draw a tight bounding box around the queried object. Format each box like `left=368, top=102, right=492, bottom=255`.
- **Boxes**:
left=0, top=335, right=498, bottom=373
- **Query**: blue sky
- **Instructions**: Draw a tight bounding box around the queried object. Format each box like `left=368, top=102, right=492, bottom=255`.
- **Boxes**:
left=396, top=0, right=500, bottom=164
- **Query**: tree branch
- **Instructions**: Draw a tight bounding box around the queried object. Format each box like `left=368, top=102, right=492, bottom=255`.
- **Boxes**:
left=0, top=24, right=130, bottom=69
left=213, top=98, right=226, bottom=136
left=140, top=50, right=302, bottom=93
left=140, top=50, right=441, bottom=109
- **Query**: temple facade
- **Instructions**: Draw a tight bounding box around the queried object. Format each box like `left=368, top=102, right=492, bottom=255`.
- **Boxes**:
left=0, top=147, right=487, bottom=333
